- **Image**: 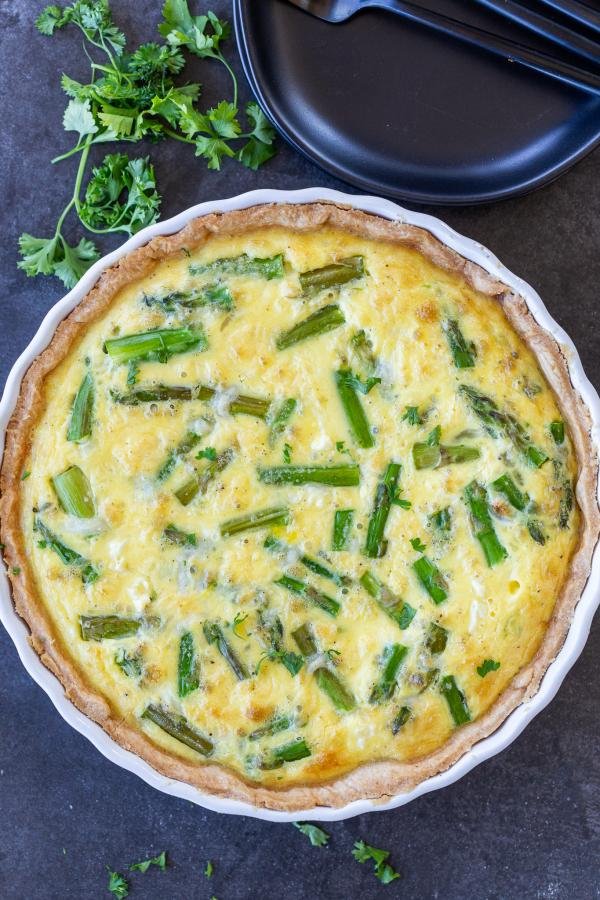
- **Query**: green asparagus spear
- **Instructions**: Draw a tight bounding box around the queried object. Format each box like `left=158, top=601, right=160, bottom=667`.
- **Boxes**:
left=264, top=536, right=350, bottom=587
left=490, top=473, right=529, bottom=511
left=34, top=518, right=99, bottom=584
left=163, top=524, right=197, bottom=547
left=221, top=506, right=289, bottom=537
left=80, top=614, right=140, bottom=641
left=175, top=447, right=234, bottom=506
left=299, top=256, right=365, bottom=295
left=256, top=610, right=304, bottom=677
left=111, top=382, right=271, bottom=418
left=142, top=704, right=213, bottom=756
left=115, top=649, right=143, bottom=678
left=268, top=398, right=297, bottom=446
left=459, top=384, right=548, bottom=468
left=527, top=519, right=546, bottom=545
left=360, top=571, right=416, bottom=630
left=291, top=624, right=356, bottom=711
left=157, top=431, right=206, bottom=482
left=426, top=622, right=448, bottom=654
left=104, top=327, right=207, bottom=365
left=391, top=706, right=412, bottom=735
left=332, top=509, right=354, bottom=550
left=203, top=621, right=250, bottom=680
left=429, top=507, right=452, bottom=534
left=51, top=466, right=95, bottom=518
left=190, top=252, right=285, bottom=280
left=67, top=371, right=94, bottom=442
left=442, top=319, right=476, bottom=368
left=559, top=478, right=574, bottom=529
left=364, top=462, right=401, bottom=558
left=412, top=556, right=448, bottom=604
left=275, top=574, right=341, bottom=618
left=276, top=305, right=345, bottom=351
left=258, top=738, right=312, bottom=769
left=350, top=329, right=377, bottom=372
left=463, top=480, right=508, bottom=566
left=144, top=283, right=234, bottom=312
left=440, top=675, right=471, bottom=726
left=178, top=632, right=199, bottom=698
left=412, top=425, right=480, bottom=469
left=369, top=644, right=408, bottom=704
left=258, top=464, right=360, bottom=487
left=334, top=369, right=375, bottom=449
left=550, top=420, right=565, bottom=445
left=248, top=714, right=294, bottom=741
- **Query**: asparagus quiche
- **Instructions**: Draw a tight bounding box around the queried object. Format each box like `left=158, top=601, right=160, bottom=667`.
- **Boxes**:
left=1, top=202, right=598, bottom=812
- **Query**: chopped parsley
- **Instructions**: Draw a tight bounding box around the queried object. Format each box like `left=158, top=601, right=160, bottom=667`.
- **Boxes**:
left=204, top=860, right=213, bottom=878
left=130, top=850, right=167, bottom=873
left=410, top=536, right=427, bottom=553
left=293, top=822, right=330, bottom=847
left=282, top=442, right=292, bottom=464
left=477, top=659, right=501, bottom=677
left=11, top=567, right=21, bottom=576
left=196, top=446, right=217, bottom=461
left=401, top=405, right=422, bottom=425
left=352, top=841, right=401, bottom=884
left=107, top=868, right=129, bottom=899
left=21, top=471, right=31, bottom=480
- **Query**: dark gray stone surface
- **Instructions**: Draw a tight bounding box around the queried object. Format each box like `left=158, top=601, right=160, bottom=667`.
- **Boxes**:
left=1, top=3, right=599, bottom=898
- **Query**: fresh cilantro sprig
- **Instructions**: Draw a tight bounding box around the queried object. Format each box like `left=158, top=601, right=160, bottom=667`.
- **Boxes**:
left=352, top=840, right=401, bottom=884
left=293, top=822, right=330, bottom=847
left=106, top=867, right=129, bottom=899
left=20, top=1, right=276, bottom=288
left=129, top=850, right=167, bottom=873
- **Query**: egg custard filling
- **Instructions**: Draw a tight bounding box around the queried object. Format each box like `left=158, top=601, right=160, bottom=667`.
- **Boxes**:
left=2, top=204, right=595, bottom=809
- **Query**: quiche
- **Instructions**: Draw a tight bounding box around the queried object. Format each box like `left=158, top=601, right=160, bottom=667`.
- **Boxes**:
left=1, top=202, right=598, bottom=812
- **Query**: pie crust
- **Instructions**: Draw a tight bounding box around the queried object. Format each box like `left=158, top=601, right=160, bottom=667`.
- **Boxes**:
left=1, top=202, right=598, bottom=812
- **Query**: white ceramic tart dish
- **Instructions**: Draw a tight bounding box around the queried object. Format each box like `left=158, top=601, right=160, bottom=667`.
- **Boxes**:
left=1, top=189, right=599, bottom=822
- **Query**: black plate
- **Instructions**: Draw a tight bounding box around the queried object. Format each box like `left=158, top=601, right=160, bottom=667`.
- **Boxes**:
left=234, top=0, right=600, bottom=205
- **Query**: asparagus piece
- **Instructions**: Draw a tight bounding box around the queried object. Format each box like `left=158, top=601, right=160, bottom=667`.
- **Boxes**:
left=412, top=556, right=448, bottom=605
left=276, top=304, right=345, bottom=351
left=464, top=480, right=508, bottom=566
left=264, top=536, right=350, bottom=587
left=178, top=632, right=199, bottom=698
left=258, top=738, right=311, bottom=770
left=391, top=705, right=412, bottom=735
left=190, top=252, right=285, bottom=280
left=51, top=466, right=95, bottom=518
left=221, top=506, right=289, bottom=537
left=440, top=675, right=471, bottom=726
left=527, top=519, right=546, bottom=545
left=350, top=329, right=377, bottom=372
left=412, top=425, right=480, bottom=470
left=275, top=574, right=341, bottom=617
left=175, top=447, right=234, bottom=506
left=550, top=420, right=565, bottom=445
left=203, top=621, right=250, bottom=680
left=491, top=473, right=529, bottom=511
left=144, top=283, right=234, bottom=312
left=442, top=319, right=476, bottom=368
left=369, top=644, right=408, bottom=704
left=67, top=371, right=94, bottom=442
left=360, top=571, right=416, bottom=630
left=80, top=615, right=140, bottom=641
left=364, top=462, right=401, bottom=558
left=163, top=524, right=197, bottom=547
left=459, top=384, right=549, bottom=468
left=429, top=507, right=452, bottom=533
left=292, top=624, right=356, bottom=711
left=248, top=714, right=294, bottom=741
left=111, top=382, right=271, bottom=418
left=559, top=478, right=574, bottom=529
left=34, top=518, right=99, bottom=584
left=334, top=369, right=375, bottom=449
left=258, top=464, right=360, bottom=487
left=104, top=327, right=207, bottom=365
left=157, top=431, right=205, bottom=482
left=299, top=255, right=365, bottom=295
left=142, top=704, right=213, bottom=756
left=115, top=649, right=143, bottom=678
left=256, top=610, right=304, bottom=676
left=332, top=509, right=354, bottom=550
left=268, top=398, right=297, bottom=446
left=426, top=622, right=448, bottom=654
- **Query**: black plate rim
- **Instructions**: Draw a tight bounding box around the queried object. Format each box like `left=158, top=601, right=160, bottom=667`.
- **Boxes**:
left=234, top=0, right=600, bottom=206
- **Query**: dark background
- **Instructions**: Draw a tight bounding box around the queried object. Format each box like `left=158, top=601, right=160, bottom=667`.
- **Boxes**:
left=1, top=2, right=599, bottom=898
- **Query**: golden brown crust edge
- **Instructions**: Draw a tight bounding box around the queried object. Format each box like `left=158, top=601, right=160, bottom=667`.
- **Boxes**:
left=1, top=201, right=598, bottom=812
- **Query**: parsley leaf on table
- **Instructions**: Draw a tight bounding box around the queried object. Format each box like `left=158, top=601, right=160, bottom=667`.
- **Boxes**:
left=293, top=822, right=330, bottom=846
left=106, top=868, right=129, bottom=899
left=477, top=658, right=501, bottom=677
left=352, top=840, right=401, bottom=884
left=129, top=850, right=167, bottom=873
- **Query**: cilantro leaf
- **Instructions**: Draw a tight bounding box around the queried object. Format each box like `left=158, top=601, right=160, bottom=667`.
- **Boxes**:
left=293, top=822, right=330, bottom=847
left=352, top=841, right=401, bottom=884
left=410, top=536, right=427, bottom=552
left=17, top=233, right=99, bottom=288
left=36, top=5, right=68, bottom=35
left=53, top=237, right=99, bottom=289
left=342, top=372, right=381, bottom=395
left=79, top=154, right=161, bottom=236
left=207, top=100, right=241, bottom=138
left=204, top=860, right=213, bottom=878
left=477, top=659, right=501, bottom=677
left=107, top=868, right=129, bottom=899
left=196, top=447, right=217, bottom=461
left=246, top=101, right=276, bottom=145
left=63, top=98, right=98, bottom=139
left=17, top=233, right=61, bottom=277
left=402, top=405, right=422, bottom=425
left=238, top=137, right=276, bottom=171
left=130, top=850, right=167, bottom=873
left=159, top=2, right=231, bottom=58
left=194, top=135, right=235, bottom=170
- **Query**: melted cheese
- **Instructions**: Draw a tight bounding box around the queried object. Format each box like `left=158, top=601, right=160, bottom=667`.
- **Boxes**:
left=20, top=227, right=579, bottom=787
